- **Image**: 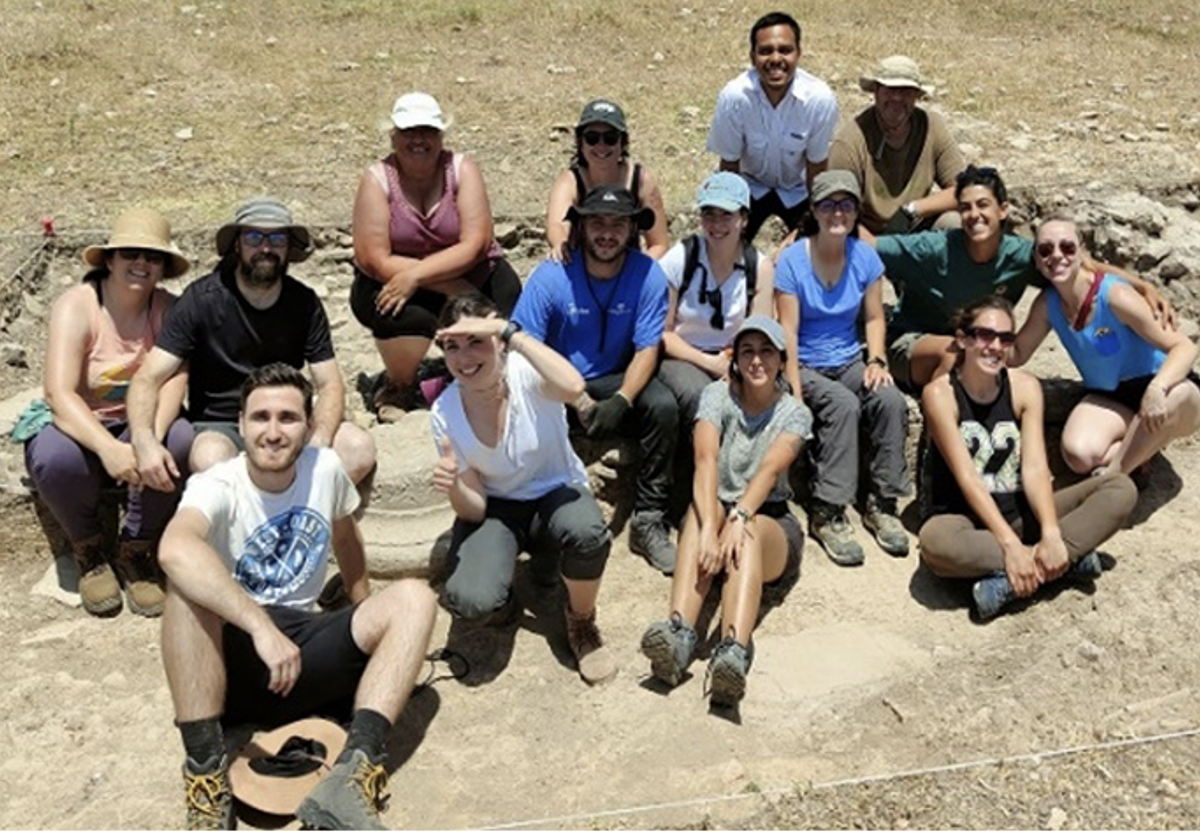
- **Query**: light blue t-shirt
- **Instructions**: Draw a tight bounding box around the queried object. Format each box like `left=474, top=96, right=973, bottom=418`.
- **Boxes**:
left=775, top=236, right=883, bottom=368
left=512, top=250, right=668, bottom=381
left=1045, top=273, right=1165, bottom=391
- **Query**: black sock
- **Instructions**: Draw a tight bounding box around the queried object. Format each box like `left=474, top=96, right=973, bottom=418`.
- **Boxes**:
left=341, top=708, right=391, bottom=763
left=178, top=716, right=225, bottom=768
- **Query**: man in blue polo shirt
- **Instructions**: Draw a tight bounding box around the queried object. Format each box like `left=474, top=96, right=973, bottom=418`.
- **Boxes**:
left=512, top=186, right=677, bottom=574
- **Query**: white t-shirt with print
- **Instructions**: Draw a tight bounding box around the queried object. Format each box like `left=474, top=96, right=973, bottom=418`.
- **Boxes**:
left=179, top=447, right=360, bottom=611
left=659, top=238, right=764, bottom=352
left=430, top=352, right=589, bottom=501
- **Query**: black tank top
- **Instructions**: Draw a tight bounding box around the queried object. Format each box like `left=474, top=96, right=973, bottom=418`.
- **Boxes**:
left=922, top=369, right=1037, bottom=539
left=571, top=161, right=643, bottom=206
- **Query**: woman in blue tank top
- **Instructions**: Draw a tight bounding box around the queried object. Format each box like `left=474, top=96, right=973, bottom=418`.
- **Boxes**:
left=920, top=296, right=1136, bottom=621
left=1011, top=217, right=1200, bottom=477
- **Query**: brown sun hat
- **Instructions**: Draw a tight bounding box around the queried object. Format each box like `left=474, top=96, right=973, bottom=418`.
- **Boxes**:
left=82, top=207, right=190, bottom=279
left=214, top=196, right=313, bottom=263
left=858, top=55, right=934, bottom=97
left=228, top=718, right=348, bottom=816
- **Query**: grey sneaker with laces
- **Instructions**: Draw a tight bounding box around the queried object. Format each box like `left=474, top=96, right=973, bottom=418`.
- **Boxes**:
left=295, top=748, right=389, bottom=831
left=640, top=614, right=697, bottom=687
left=706, top=637, right=752, bottom=707
left=809, top=501, right=865, bottom=567
left=629, top=511, right=676, bottom=575
left=862, top=496, right=910, bottom=557
left=183, top=754, right=235, bottom=831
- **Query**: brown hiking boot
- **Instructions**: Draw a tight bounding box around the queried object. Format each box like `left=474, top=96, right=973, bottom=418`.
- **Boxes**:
left=113, top=539, right=166, bottom=617
left=183, top=755, right=235, bottom=830
left=565, top=606, right=617, bottom=686
left=72, top=535, right=121, bottom=617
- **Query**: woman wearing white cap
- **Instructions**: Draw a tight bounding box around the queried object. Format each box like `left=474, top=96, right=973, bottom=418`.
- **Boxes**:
left=25, top=208, right=194, bottom=618
left=545, top=98, right=670, bottom=261
left=657, top=171, right=776, bottom=435
left=776, top=169, right=911, bottom=567
left=351, top=91, right=521, bottom=420
left=641, top=315, right=811, bottom=708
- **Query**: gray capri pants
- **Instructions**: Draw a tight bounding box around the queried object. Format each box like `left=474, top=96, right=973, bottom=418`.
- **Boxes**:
left=442, top=483, right=611, bottom=620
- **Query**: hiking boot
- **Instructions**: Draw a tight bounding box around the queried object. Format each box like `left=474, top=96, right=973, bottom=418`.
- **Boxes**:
left=862, top=496, right=910, bottom=557
left=629, top=511, right=676, bottom=575
left=565, top=606, right=618, bottom=686
left=972, top=571, right=1016, bottom=622
left=113, top=539, right=166, bottom=617
left=72, top=535, right=122, bottom=617
left=706, top=637, right=752, bottom=707
left=808, top=501, right=865, bottom=567
left=373, top=374, right=422, bottom=424
left=1065, top=551, right=1103, bottom=581
left=640, top=613, right=697, bottom=687
left=295, top=748, right=389, bottom=831
left=183, top=754, right=234, bottom=831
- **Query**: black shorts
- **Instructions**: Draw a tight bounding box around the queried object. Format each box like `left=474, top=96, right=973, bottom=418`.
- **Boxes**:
left=719, top=499, right=804, bottom=584
left=349, top=258, right=522, bottom=340
left=222, top=604, right=369, bottom=728
left=1094, top=371, right=1200, bottom=412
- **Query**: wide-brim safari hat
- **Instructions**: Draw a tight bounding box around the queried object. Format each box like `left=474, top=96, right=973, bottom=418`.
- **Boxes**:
left=82, top=207, right=190, bottom=279
left=214, top=197, right=313, bottom=263
left=228, top=718, right=348, bottom=816
left=858, top=55, right=934, bottom=97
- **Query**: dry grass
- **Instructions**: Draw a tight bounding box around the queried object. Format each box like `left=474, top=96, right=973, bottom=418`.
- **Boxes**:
left=0, top=0, right=1197, bottom=233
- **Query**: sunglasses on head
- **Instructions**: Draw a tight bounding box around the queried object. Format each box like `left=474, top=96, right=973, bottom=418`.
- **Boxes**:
left=115, top=248, right=166, bottom=265
left=964, top=326, right=1016, bottom=347
left=814, top=198, right=857, bottom=215
left=582, top=129, right=621, bottom=147
left=1035, top=239, right=1078, bottom=259
left=240, top=229, right=290, bottom=249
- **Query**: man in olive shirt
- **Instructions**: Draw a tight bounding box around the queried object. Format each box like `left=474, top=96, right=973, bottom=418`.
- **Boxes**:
left=829, top=55, right=966, bottom=237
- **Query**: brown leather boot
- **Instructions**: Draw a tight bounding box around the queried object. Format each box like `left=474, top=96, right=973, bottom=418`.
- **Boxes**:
left=564, top=606, right=617, bottom=686
left=113, top=539, right=166, bottom=617
left=72, top=535, right=121, bottom=617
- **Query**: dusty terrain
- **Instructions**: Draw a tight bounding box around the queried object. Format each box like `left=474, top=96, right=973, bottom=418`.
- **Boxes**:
left=2, top=0, right=1200, bottom=832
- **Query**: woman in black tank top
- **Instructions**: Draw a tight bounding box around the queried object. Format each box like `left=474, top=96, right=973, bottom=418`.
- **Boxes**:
left=918, top=295, right=1137, bottom=621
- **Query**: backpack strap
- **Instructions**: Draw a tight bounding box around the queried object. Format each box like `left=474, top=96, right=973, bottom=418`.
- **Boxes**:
left=742, top=242, right=758, bottom=303
left=630, top=162, right=643, bottom=205
left=678, top=234, right=701, bottom=298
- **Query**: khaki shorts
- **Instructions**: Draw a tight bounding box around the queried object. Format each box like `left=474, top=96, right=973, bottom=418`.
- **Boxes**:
left=886, top=331, right=926, bottom=395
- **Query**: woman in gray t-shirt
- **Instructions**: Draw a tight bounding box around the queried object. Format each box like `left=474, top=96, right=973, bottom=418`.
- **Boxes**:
left=640, top=315, right=812, bottom=708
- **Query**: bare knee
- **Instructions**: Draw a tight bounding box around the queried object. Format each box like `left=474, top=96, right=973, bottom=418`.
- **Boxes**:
left=355, top=578, right=437, bottom=642
left=333, top=422, right=377, bottom=484
left=189, top=432, right=237, bottom=473
left=1061, top=436, right=1107, bottom=475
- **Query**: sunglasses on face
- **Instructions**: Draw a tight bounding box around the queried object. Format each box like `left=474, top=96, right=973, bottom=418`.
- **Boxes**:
left=1035, top=239, right=1078, bottom=259
left=115, top=248, right=166, bottom=265
left=582, top=129, right=621, bottom=147
left=814, top=198, right=857, bottom=215
left=964, top=326, right=1017, bottom=347
left=240, top=229, right=290, bottom=249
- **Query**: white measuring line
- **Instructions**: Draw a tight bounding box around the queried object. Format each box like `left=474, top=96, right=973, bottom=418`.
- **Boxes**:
left=474, top=727, right=1200, bottom=830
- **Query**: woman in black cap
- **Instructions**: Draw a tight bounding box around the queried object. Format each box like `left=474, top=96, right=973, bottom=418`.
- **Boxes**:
left=545, top=98, right=670, bottom=260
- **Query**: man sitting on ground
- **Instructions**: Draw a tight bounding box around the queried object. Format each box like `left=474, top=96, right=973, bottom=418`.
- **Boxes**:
left=512, top=186, right=678, bottom=574
left=159, top=363, right=436, bottom=830
left=829, top=55, right=967, bottom=239
left=129, top=197, right=375, bottom=491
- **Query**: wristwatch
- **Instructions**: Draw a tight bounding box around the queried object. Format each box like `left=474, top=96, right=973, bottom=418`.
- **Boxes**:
left=500, top=320, right=522, bottom=346
left=901, top=201, right=919, bottom=222
left=730, top=506, right=754, bottom=524
left=868, top=356, right=888, bottom=369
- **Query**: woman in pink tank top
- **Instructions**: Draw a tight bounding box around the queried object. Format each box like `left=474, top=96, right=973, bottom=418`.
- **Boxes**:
left=25, top=208, right=194, bottom=618
left=351, top=92, right=521, bottom=421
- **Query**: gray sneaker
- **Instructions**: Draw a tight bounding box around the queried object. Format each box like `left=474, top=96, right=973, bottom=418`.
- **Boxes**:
left=862, top=496, right=910, bottom=557
left=1065, top=551, right=1103, bottom=581
left=629, top=511, right=676, bottom=575
left=809, top=501, right=865, bottom=567
left=972, top=571, right=1016, bottom=621
left=182, top=755, right=234, bottom=831
left=706, top=637, right=752, bottom=707
left=295, top=748, right=389, bottom=831
left=640, top=614, right=697, bottom=687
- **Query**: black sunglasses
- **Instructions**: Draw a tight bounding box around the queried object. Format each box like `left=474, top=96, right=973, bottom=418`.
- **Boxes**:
left=697, top=265, right=725, bottom=331
left=240, top=229, right=290, bottom=248
left=964, top=326, right=1016, bottom=347
left=115, top=248, right=166, bottom=265
left=582, top=129, right=621, bottom=146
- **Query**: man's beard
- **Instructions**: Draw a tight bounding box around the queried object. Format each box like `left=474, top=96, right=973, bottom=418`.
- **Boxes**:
left=239, top=252, right=286, bottom=288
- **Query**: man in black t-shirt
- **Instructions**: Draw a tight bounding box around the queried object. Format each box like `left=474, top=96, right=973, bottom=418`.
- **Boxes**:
left=129, top=198, right=376, bottom=489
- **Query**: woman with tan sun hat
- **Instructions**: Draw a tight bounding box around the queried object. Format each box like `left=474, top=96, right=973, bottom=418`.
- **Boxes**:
left=25, top=207, right=194, bottom=617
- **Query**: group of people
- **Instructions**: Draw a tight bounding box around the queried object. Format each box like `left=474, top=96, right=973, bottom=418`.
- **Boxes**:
left=21, top=7, right=1200, bottom=831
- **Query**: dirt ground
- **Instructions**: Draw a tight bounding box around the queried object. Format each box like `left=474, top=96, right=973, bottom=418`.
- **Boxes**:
left=3, top=0, right=1200, bottom=832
